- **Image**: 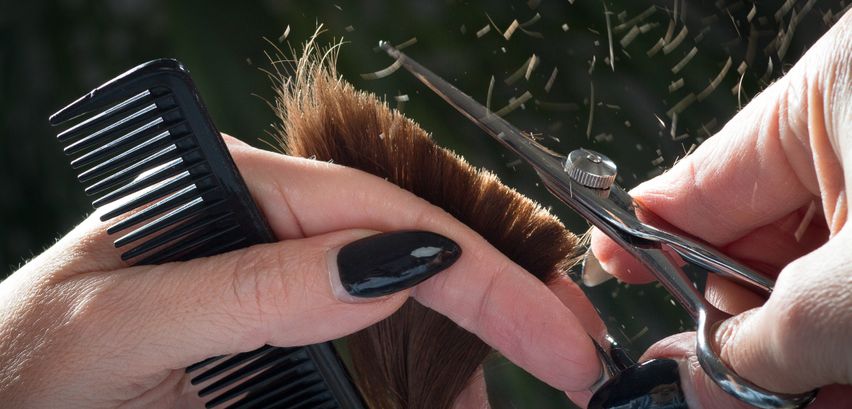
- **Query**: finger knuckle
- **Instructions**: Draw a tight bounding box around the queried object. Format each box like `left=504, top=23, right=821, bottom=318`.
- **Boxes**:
left=228, top=246, right=286, bottom=320
left=226, top=243, right=320, bottom=327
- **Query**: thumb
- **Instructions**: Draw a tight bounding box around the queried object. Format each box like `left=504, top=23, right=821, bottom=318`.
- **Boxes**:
left=668, top=231, right=850, bottom=408
left=77, top=229, right=459, bottom=373
left=710, top=229, right=852, bottom=395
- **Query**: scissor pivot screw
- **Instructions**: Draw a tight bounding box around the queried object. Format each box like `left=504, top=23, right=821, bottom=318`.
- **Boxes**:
left=565, top=149, right=617, bottom=189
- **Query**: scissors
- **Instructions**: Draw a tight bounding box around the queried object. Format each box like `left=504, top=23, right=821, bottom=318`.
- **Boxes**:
left=380, top=42, right=818, bottom=409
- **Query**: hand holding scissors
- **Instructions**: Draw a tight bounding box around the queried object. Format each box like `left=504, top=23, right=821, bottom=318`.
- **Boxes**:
left=382, top=11, right=851, bottom=408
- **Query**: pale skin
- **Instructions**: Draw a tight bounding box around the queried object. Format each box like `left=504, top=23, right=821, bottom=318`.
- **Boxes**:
left=1, top=14, right=849, bottom=409
left=591, top=12, right=851, bottom=409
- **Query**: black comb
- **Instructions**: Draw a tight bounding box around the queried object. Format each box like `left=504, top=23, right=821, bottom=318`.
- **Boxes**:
left=49, top=59, right=366, bottom=409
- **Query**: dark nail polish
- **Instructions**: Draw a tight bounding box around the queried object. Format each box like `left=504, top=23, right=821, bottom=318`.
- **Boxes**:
left=589, top=359, right=687, bottom=409
left=337, top=230, right=461, bottom=298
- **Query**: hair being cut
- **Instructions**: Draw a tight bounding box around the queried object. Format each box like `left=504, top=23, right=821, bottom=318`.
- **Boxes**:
left=271, top=36, right=580, bottom=409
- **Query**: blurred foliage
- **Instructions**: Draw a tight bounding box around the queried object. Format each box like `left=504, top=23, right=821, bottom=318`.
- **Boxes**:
left=0, top=0, right=844, bottom=407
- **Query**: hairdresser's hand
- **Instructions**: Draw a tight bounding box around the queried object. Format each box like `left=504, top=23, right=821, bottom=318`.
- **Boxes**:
left=589, top=13, right=851, bottom=409
left=0, top=135, right=603, bottom=407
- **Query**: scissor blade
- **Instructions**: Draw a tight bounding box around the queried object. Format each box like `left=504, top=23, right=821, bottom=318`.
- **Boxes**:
left=381, top=43, right=567, bottom=178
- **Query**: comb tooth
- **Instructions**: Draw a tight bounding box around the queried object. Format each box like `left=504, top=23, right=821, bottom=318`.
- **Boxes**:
left=187, top=355, right=229, bottom=373
left=190, top=346, right=277, bottom=384
left=190, top=236, right=247, bottom=259
left=56, top=90, right=152, bottom=142
left=83, top=144, right=180, bottom=196
left=197, top=348, right=303, bottom=397
left=113, top=196, right=209, bottom=248
left=135, top=223, right=238, bottom=265
left=69, top=106, right=184, bottom=170
left=70, top=118, right=167, bottom=169
left=204, top=360, right=317, bottom=407
left=62, top=103, right=159, bottom=155
left=315, top=401, right=341, bottom=409
left=90, top=149, right=203, bottom=208
left=76, top=130, right=173, bottom=182
left=49, top=59, right=185, bottom=125
left=175, top=234, right=246, bottom=263
left=313, top=401, right=342, bottom=409
left=229, top=378, right=329, bottom=409
left=220, top=373, right=325, bottom=409
left=99, top=169, right=198, bottom=220
left=271, top=390, right=336, bottom=409
left=284, top=398, right=337, bottom=409
left=92, top=157, right=186, bottom=208
left=120, top=212, right=230, bottom=260
left=106, top=183, right=200, bottom=234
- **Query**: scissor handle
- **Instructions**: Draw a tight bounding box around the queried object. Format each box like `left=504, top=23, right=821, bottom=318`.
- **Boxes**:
left=696, top=305, right=819, bottom=408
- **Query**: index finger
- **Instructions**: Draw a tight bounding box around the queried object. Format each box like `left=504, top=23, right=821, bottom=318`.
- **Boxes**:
left=230, top=143, right=602, bottom=392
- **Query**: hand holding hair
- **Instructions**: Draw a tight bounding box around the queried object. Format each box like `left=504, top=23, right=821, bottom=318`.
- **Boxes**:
left=0, top=123, right=602, bottom=406
left=590, top=13, right=852, bottom=409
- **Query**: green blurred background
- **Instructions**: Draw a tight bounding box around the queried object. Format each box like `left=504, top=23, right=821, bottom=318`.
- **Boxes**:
left=0, top=0, right=843, bottom=407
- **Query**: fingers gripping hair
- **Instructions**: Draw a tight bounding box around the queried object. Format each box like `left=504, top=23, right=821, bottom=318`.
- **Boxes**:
left=271, top=37, right=581, bottom=409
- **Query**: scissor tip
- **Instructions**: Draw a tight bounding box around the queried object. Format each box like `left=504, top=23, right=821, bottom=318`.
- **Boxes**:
left=378, top=41, right=399, bottom=57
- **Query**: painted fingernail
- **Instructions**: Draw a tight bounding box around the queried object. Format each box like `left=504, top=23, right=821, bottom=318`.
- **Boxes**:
left=582, top=250, right=615, bottom=287
left=589, top=335, right=637, bottom=392
left=332, top=230, right=461, bottom=299
left=588, top=359, right=687, bottom=409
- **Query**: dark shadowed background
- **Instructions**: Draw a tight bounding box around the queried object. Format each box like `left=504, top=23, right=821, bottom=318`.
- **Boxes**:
left=0, top=0, right=844, bottom=407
